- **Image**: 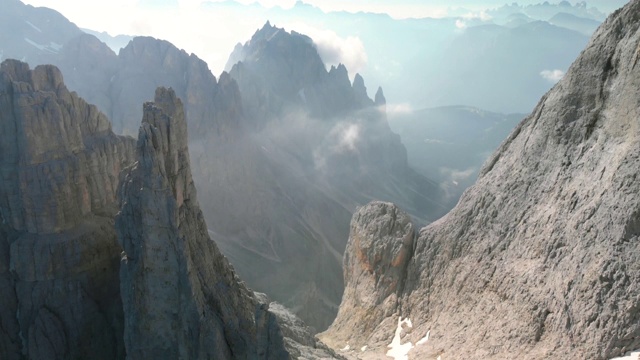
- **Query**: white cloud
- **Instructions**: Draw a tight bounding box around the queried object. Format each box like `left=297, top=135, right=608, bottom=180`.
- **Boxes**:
left=456, top=19, right=467, bottom=29
left=540, top=69, right=565, bottom=83
left=386, top=103, right=414, bottom=116
left=462, top=11, right=492, bottom=21
left=340, top=124, right=360, bottom=151
left=285, top=23, right=368, bottom=77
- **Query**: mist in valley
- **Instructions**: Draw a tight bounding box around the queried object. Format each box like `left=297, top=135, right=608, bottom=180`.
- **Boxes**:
left=1, top=0, right=637, bottom=359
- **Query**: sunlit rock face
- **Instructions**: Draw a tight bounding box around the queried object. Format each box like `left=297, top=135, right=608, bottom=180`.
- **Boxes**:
left=0, top=60, right=135, bottom=360
left=323, top=1, right=640, bottom=358
left=321, top=202, right=415, bottom=350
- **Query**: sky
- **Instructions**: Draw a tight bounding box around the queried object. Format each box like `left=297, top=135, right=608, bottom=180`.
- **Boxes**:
left=20, top=0, right=630, bottom=75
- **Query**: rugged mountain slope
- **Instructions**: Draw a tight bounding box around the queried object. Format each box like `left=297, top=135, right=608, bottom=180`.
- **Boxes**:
left=322, top=1, right=640, bottom=359
left=216, top=23, right=447, bottom=330
left=0, top=59, right=340, bottom=359
left=0, top=0, right=82, bottom=65
left=116, top=86, right=340, bottom=359
left=0, top=59, right=135, bottom=359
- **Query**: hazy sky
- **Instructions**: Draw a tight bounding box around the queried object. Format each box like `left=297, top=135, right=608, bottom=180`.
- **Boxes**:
left=21, top=0, right=630, bottom=74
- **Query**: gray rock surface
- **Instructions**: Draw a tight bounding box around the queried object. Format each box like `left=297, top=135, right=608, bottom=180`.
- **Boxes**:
left=0, top=59, right=135, bottom=360
left=323, top=1, right=640, bottom=359
left=0, top=59, right=134, bottom=234
left=321, top=202, right=415, bottom=350
left=116, top=87, right=339, bottom=359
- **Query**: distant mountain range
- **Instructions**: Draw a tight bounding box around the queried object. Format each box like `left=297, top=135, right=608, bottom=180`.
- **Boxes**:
left=199, top=0, right=599, bottom=113
left=55, top=0, right=610, bottom=115
left=0, top=0, right=451, bottom=332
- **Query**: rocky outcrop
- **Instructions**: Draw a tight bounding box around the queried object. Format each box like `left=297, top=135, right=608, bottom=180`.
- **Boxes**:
left=322, top=202, right=415, bottom=349
left=0, top=60, right=133, bottom=233
left=116, top=87, right=340, bottom=359
left=0, top=60, right=135, bottom=360
left=323, top=1, right=640, bottom=358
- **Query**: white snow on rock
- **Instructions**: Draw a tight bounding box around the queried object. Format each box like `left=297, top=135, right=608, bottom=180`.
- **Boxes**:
left=24, top=38, right=60, bottom=54
left=341, top=343, right=350, bottom=351
left=386, top=317, right=414, bottom=360
left=25, top=21, right=42, bottom=33
left=610, top=350, right=640, bottom=360
left=416, top=331, right=430, bottom=346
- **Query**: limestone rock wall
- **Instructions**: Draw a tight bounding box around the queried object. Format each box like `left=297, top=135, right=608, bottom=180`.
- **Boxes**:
left=0, top=59, right=134, bottom=234
left=322, top=202, right=415, bottom=349
left=0, top=60, right=135, bottom=360
left=116, top=87, right=290, bottom=359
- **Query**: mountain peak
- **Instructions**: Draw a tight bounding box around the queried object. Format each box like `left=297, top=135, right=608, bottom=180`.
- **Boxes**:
left=1, top=59, right=65, bottom=93
left=374, top=86, right=386, bottom=106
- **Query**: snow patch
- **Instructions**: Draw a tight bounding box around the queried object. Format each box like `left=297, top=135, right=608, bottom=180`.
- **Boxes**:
left=341, top=343, right=350, bottom=351
left=610, top=350, right=640, bottom=359
left=24, top=38, right=60, bottom=54
left=386, top=317, right=414, bottom=360
left=25, top=21, right=42, bottom=33
left=361, top=345, right=368, bottom=352
left=416, top=330, right=430, bottom=346
left=49, top=42, right=62, bottom=51
left=25, top=38, right=45, bottom=51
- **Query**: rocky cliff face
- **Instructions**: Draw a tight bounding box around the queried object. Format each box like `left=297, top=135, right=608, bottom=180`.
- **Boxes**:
left=322, top=202, right=415, bottom=349
left=0, top=59, right=135, bottom=360
left=322, top=1, right=640, bottom=358
left=116, top=86, right=341, bottom=359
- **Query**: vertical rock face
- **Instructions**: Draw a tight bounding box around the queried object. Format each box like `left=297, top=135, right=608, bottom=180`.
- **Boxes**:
left=324, top=1, right=640, bottom=359
left=322, top=202, right=415, bottom=348
left=0, top=60, right=132, bottom=234
left=116, top=87, right=290, bottom=359
left=0, top=60, right=135, bottom=360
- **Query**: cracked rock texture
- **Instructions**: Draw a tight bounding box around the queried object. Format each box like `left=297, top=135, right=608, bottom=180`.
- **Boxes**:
left=0, top=59, right=135, bottom=360
left=323, top=1, right=640, bottom=359
left=116, top=87, right=340, bottom=359
left=321, top=202, right=415, bottom=350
